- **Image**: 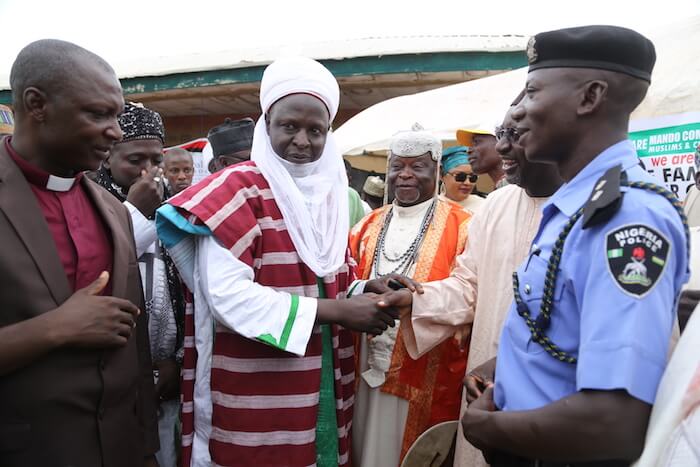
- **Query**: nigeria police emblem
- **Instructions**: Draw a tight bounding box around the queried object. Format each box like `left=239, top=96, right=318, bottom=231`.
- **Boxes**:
left=606, top=224, right=669, bottom=297
left=526, top=37, right=538, bottom=64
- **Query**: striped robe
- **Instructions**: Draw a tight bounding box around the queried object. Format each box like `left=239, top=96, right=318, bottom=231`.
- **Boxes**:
left=156, top=162, right=355, bottom=467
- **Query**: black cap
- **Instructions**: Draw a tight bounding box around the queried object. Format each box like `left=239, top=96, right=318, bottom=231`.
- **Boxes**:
left=527, top=25, right=656, bottom=83
left=207, top=117, right=255, bottom=157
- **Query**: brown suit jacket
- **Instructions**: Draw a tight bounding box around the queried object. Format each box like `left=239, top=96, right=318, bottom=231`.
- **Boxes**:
left=0, top=138, right=159, bottom=467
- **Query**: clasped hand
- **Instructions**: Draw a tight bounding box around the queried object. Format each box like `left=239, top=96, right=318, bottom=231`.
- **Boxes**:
left=339, top=274, right=423, bottom=335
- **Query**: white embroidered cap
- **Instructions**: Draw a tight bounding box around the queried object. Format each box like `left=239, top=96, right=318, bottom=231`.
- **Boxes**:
left=389, top=123, right=442, bottom=161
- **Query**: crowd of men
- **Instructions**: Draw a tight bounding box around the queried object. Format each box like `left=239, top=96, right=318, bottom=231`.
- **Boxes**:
left=0, top=23, right=698, bottom=467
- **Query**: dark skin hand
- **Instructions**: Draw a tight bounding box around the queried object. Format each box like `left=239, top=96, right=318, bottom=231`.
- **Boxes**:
left=364, top=273, right=423, bottom=295
left=316, top=275, right=422, bottom=335
left=126, top=166, right=164, bottom=218
left=464, top=357, right=496, bottom=403
left=462, top=386, right=498, bottom=462
left=317, top=293, right=400, bottom=336
left=154, top=358, right=179, bottom=401
left=0, top=271, right=140, bottom=376
left=462, top=388, right=652, bottom=463
left=375, top=277, right=428, bottom=322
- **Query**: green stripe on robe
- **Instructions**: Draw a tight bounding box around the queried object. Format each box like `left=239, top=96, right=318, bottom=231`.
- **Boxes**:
left=315, top=277, right=339, bottom=467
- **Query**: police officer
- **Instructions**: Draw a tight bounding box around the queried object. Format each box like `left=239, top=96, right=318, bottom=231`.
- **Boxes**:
left=461, top=26, right=689, bottom=466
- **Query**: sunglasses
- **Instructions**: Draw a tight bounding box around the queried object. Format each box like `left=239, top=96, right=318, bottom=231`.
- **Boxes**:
left=495, top=127, right=522, bottom=143
left=447, top=172, right=478, bottom=183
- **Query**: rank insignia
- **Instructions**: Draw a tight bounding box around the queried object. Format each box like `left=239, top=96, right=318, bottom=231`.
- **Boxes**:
left=606, top=224, right=669, bottom=297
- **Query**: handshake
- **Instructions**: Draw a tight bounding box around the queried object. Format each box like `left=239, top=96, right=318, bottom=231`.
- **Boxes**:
left=323, top=274, right=424, bottom=336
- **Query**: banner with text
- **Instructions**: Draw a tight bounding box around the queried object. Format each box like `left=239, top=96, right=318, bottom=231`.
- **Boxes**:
left=630, top=113, right=700, bottom=201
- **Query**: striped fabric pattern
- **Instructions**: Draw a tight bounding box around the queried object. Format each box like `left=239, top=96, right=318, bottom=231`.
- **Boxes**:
left=180, top=292, right=196, bottom=460
left=167, top=162, right=355, bottom=467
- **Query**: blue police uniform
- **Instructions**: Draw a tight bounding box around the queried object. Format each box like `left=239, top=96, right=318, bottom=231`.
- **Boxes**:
left=494, top=140, right=689, bottom=411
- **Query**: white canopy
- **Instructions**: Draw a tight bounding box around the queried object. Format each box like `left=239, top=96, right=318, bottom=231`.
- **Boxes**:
left=336, top=68, right=526, bottom=155
left=336, top=15, right=700, bottom=156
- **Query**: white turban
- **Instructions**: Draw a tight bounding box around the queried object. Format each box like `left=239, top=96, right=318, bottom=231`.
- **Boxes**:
left=251, top=57, right=349, bottom=278
left=260, top=57, right=340, bottom=120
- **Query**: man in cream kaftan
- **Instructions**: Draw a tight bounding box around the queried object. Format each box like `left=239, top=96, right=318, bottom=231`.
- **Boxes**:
left=385, top=110, right=563, bottom=467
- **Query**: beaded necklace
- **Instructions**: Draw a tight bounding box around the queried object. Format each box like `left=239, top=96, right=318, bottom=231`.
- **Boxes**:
left=373, top=199, right=437, bottom=276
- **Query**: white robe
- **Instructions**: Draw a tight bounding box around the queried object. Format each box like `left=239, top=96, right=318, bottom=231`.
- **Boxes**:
left=457, top=194, right=486, bottom=215
left=633, top=309, right=700, bottom=467
left=404, top=185, right=547, bottom=467
left=352, top=198, right=433, bottom=467
left=634, top=227, right=700, bottom=467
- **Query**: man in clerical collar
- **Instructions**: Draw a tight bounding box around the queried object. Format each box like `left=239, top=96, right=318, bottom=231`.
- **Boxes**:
left=207, top=117, right=255, bottom=173
left=349, top=124, right=472, bottom=467
left=0, top=39, right=158, bottom=467
left=96, top=101, right=186, bottom=467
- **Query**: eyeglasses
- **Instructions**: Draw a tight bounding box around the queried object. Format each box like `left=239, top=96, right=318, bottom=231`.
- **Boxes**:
left=447, top=172, right=478, bottom=183
left=495, top=127, right=521, bottom=143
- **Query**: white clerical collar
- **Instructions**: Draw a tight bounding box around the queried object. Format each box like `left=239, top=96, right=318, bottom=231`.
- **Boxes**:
left=392, top=197, right=435, bottom=218
left=46, top=174, right=77, bottom=192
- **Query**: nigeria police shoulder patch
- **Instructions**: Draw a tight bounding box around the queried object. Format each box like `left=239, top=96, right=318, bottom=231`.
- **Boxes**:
left=606, top=224, right=670, bottom=297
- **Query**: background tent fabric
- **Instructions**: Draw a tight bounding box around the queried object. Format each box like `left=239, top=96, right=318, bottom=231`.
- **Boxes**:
left=335, top=15, right=700, bottom=157
left=335, top=67, right=526, bottom=156
left=630, top=15, right=700, bottom=120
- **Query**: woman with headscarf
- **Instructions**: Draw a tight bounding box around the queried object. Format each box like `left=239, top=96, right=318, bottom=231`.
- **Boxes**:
left=440, top=145, right=485, bottom=214
left=156, top=57, right=407, bottom=467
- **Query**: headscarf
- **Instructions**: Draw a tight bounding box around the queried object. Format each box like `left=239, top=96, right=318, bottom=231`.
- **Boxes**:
left=251, top=56, right=349, bottom=278
left=441, top=146, right=470, bottom=174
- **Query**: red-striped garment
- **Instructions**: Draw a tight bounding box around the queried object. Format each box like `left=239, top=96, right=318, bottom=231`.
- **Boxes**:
left=168, top=162, right=355, bottom=467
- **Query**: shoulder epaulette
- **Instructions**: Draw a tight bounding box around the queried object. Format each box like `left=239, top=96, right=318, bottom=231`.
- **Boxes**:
left=582, top=164, right=627, bottom=229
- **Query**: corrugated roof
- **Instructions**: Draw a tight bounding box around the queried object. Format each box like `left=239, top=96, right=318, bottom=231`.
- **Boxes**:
left=0, top=34, right=527, bottom=89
